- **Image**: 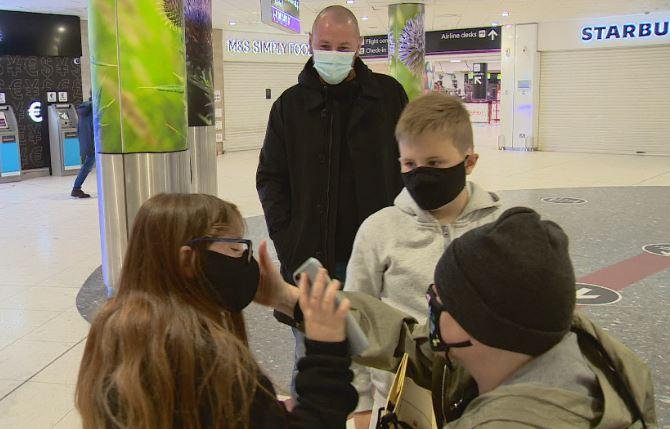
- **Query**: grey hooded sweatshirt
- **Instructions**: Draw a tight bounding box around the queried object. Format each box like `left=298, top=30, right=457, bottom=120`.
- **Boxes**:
left=344, top=182, right=501, bottom=414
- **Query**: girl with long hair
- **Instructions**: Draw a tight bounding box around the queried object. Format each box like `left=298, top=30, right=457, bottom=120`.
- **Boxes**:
left=76, top=193, right=357, bottom=428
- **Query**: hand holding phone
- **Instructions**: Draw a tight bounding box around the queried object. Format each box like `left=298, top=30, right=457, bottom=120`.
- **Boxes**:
left=298, top=269, right=350, bottom=344
left=294, top=258, right=370, bottom=356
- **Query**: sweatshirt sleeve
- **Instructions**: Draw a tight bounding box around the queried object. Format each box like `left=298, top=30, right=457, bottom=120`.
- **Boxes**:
left=343, top=216, right=387, bottom=412
left=343, top=292, right=435, bottom=391
left=279, top=292, right=436, bottom=393
left=285, top=340, right=358, bottom=428
left=344, top=216, right=386, bottom=298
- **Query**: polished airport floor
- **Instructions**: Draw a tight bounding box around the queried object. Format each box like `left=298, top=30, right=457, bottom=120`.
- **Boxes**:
left=1, top=125, right=669, bottom=428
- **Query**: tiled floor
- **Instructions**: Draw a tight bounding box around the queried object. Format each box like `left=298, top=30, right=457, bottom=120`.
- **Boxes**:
left=1, top=125, right=669, bottom=428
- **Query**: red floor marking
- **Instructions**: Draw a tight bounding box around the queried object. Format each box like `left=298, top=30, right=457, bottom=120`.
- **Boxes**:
left=578, top=253, right=670, bottom=291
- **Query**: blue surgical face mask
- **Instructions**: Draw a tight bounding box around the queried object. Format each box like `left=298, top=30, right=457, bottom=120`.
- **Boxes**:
left=312, top=49, right=356, bottom=85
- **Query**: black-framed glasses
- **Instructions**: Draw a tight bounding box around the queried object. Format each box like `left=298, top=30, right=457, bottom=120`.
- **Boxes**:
left=426, top=284, right=449, bottom=352
left=186, top=237, right=254, bottom=263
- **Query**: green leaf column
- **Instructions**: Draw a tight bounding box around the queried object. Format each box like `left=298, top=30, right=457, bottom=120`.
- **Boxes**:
left=88, top=0, right=188, bottom=153
left=388, top=3, right=426, bottom=100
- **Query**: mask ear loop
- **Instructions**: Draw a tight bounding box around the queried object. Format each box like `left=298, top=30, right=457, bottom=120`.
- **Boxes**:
left=462, top=154, right=471, bottom=171
left=426, top=286, right=473, bottom=370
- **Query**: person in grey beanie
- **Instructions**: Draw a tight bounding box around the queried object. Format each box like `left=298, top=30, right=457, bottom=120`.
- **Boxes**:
left=421, top=207, right=655, bottom=428
left=271, top=207, right=657, bottom=428
left=431, top=206, right=577, bottom=359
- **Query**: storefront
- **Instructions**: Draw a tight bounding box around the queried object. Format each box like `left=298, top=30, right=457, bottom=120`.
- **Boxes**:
left=537, top=12, right=670, bottom=155
left=221, top=31, right=309, bottom=151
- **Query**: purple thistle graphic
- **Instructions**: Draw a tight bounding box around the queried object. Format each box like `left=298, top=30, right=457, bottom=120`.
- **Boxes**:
left=388, top=30, right=396, bottom=57
left=185, top=0, right=213, bottom=63
left=185, top=0, right=212, bottom=28
left=399, top=13, right=425, bottom=74
left=184, top=0, right=214, bottom=126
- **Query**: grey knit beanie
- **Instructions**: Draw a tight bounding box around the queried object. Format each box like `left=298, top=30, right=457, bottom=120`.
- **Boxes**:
left=434, top=207, right=576, bottom=356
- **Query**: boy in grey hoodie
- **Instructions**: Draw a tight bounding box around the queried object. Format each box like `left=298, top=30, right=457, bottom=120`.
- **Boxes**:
left=344, top=93, right=501, bottom=428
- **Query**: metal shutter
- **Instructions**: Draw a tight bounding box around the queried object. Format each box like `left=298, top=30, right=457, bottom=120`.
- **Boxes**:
left=539, top=45, right=670, bottom=155
left=223, top=61, right=304, bottom=151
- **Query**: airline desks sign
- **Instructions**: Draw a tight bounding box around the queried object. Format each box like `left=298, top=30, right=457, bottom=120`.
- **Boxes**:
left=426, top=26, right=502, bottom=55
left=360, top=26, right=502, bottom=59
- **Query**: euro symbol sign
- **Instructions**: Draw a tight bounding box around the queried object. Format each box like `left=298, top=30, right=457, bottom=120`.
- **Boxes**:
left=28, top=101, right=43, bottom=123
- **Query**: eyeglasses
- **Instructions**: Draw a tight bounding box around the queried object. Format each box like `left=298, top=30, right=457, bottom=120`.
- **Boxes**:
left=186, top=237, right=254, bottom=263
left=426, top=284, right=449, bottom=352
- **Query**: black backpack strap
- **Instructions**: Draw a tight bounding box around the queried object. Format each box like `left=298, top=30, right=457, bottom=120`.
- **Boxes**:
left=376, top=407, right=414, bottom=429
left=571, top=327, right=647, bottom=429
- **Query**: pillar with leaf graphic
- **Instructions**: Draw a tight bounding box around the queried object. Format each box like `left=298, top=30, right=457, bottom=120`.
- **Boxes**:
left=88, top=0, right=190, bottom=291
left=89, top=0, right=188, bottom=153
left=388, top=3, right=426, bottom=100
left=185, top=0, right=218, bottom=195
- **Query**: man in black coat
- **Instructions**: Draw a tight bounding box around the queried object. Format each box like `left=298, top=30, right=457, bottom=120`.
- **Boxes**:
left=257, top=6, right=408, bottom=285
left=256, top=5, right=408, bottom=401
left=71, top=97, right=95, bottom=198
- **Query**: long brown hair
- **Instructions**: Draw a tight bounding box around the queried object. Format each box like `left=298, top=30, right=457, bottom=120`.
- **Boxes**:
left=77, top=194, right=263, bottom=429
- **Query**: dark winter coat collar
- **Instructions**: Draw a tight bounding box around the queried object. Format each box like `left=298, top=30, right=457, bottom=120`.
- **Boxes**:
left=299, top=56, right=383, bottom=111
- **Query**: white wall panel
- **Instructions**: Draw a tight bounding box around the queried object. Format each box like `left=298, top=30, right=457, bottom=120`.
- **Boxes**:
left=539, top=45, right=670, bottom=155
left=223, top=61, right=304, bottom=151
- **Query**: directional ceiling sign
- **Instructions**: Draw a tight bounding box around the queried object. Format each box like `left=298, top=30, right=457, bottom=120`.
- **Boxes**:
left=426, top=26, right=502, bottom=55
left=260, top=0, right=301, bottom=34
left=642, top=244, right=670, bottom=257
left=360, top=35, right=388, bottom=59
left=576, top=283, right=622, bottom=306
left=541, top=197, right=588, bottom=205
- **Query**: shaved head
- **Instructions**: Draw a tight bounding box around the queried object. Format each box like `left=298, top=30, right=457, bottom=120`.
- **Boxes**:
left=309, top=5, right=363, bottom=54
left=312, top=5, right=360, bottom=37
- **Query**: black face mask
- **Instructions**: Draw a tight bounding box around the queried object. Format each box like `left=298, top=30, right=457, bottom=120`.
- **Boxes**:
left=200, top=250, right=260, bottom=312
left=402, top=158, right=468, bottom=211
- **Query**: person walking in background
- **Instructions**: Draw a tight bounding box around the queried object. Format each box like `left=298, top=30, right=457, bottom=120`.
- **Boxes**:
left=71, top=96, right=95, bottom=198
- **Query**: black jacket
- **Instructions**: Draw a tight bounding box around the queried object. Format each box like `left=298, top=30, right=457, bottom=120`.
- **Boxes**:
left=76, top=100, right=95, bottom=158
left=257, top=57, right=408, bottom=282
left=251, top=340, right=357, bottom=428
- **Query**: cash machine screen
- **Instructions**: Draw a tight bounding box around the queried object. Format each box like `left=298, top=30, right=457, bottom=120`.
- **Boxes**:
left=0, top=112, right=8, bottom=129
left=57, top=111, right=70, bottom=122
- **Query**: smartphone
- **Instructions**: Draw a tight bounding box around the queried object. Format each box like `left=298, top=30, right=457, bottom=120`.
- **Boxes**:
left=293, top=258, right=370, bottom=356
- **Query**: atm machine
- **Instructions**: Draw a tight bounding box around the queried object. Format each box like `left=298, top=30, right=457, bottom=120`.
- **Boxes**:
left=48, top=103, right=81, bottom=176
left=0, top=104, right=22, bottom=183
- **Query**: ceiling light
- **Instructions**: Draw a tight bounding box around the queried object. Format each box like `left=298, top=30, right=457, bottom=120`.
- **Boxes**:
left=492, top=22, right=499, bottom=26
left=502, top=11, right=510, bottom=17
left=450, top=59, right=462, bottom=63
left=229, top=20, right=237, bottom=26
left=58, top=26, right=66, bottom=32
left=362, top=16, right=369, bottom=21
left=347, top=0, right=354, bottom=4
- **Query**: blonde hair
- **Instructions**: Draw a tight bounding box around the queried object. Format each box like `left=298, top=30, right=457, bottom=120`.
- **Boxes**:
left=395, top=93, right=474, bottom=154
